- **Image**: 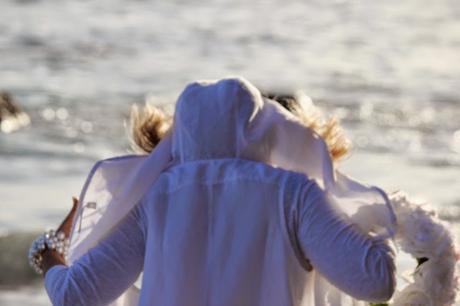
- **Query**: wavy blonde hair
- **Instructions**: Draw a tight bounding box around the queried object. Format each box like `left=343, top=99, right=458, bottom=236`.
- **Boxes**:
left=130, top=93, right=350, bottom=162
left=130, top=104, right=172, bottom=153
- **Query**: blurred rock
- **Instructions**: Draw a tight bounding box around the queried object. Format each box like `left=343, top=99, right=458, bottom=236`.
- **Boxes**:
left=0, top=91, right=30, bottom=133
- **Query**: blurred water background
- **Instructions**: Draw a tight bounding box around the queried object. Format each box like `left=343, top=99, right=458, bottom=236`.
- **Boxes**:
left=0, top=0, right=459, bottom=304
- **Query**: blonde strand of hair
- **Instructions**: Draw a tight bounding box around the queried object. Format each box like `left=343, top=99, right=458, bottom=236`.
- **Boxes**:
left=130, top=104, right=172, bottom=154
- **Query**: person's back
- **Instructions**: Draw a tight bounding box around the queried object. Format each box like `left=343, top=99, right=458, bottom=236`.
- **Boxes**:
left=134, top=158, right=393, bottom=305
left=140, top=158, right=308, bottom=306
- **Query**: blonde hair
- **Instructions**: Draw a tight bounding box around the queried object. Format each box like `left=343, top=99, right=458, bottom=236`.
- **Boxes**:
left=130, top=95, right=350, bottom=162
left=130, top=104, right=172, bottom=153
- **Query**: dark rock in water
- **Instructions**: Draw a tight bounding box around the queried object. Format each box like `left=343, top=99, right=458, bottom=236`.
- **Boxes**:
left=0, top=91, right=30, bottom=133
left=0, top=91, right=22, bottom=118
left=0, top=232, right=41, bottom=288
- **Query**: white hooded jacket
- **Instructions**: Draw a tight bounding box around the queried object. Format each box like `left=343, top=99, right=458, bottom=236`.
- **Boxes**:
left=45, top=78, right=396, bottom=306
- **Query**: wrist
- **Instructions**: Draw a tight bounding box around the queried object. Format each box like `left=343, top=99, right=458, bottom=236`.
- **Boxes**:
left=28, top=230, right=70, bottom=275
left=42, top=248, right=67, bottom=275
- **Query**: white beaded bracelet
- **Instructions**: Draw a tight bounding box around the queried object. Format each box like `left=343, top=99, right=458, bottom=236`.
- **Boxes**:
left=28, top=229, right=70, bottom=275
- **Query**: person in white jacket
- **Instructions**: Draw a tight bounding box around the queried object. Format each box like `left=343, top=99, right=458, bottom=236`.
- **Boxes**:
left=37, top=77, right=396, bottom=306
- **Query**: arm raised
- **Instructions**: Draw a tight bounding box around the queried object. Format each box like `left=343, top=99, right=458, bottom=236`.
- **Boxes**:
left=296, top=181, right=396, bottom=302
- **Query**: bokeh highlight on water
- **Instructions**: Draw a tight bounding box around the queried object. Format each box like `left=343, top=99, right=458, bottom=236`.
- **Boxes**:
left=0, top=0, right=459, bottom=304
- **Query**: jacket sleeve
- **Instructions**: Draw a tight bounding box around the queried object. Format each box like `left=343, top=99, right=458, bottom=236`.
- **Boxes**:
left=44, top=203, right=146, bottom=306
left=295, top=180, right=396, bottom=302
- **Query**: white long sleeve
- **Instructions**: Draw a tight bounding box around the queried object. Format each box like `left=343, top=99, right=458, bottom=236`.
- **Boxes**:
left=294, top=180, right=396, bottom=302
left=45, top=204, right=146, bottom=306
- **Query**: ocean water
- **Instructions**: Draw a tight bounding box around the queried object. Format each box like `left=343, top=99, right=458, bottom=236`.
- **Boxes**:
left=0, top=0, right=459, bottom=304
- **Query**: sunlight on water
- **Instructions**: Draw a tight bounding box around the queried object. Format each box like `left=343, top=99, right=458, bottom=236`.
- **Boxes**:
left=0, top=0, right=459, bottom=303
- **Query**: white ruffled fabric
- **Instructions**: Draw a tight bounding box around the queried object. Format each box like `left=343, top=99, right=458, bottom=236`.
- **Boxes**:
left=66, top=77, right=408, bottom=305
left=390, top=193, right=458, bottom=306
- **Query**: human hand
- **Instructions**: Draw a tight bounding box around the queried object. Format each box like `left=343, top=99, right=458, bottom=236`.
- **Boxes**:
left=41, top=197, right=79, bottom=275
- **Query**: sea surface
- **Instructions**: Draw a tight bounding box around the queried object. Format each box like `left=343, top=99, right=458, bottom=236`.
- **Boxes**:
left=0, top=0, right=459, bottom=304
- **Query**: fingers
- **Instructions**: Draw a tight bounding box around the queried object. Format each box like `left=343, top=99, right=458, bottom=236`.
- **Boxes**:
left=68, top=197, right=79, bottom=217
left=57, top=196, right=80, bottom=236
left=305, top=259, right=313, bottom=272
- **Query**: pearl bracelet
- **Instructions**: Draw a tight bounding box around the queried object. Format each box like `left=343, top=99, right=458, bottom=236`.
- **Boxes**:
left=28, top=229, right=70, bottom=275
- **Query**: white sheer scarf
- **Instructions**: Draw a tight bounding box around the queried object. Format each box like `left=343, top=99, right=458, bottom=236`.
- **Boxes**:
left=68, top=77, right=397, bottom=306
